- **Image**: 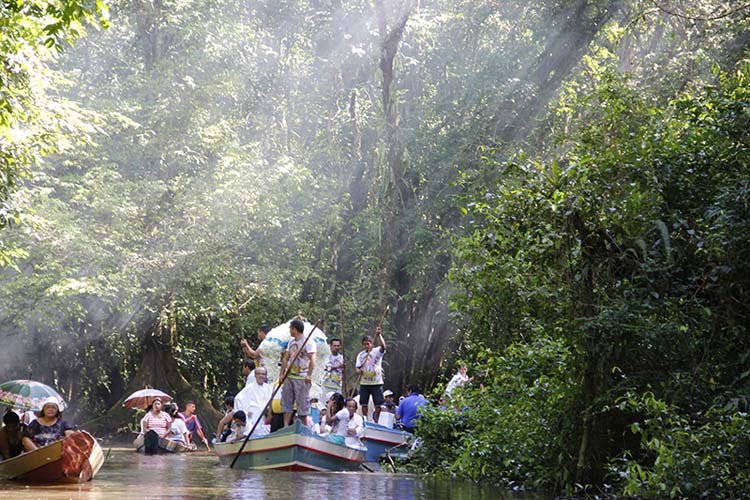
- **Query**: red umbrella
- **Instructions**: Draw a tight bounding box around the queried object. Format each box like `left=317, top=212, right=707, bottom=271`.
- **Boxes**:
left=122, top=388, right=173, bottom=409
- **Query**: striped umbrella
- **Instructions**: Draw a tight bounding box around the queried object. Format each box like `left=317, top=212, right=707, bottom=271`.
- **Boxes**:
left=122, top=388, right=173, bottom=409
left=0, top=379, right=68, bottom=412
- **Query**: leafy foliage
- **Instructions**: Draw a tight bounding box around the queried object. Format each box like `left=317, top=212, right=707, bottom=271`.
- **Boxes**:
left=412, top=336, right=576, bottom=490
left=445, top=50, right=750, bottom=495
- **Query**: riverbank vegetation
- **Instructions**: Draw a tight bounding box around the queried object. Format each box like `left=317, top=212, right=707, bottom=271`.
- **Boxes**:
left=1, top=1, right=749, bottom=497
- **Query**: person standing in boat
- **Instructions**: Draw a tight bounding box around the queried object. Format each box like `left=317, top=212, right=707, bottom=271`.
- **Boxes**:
left=179, top=401, right=210, bottom=451
left=322, top=338, right=345, bottom=393
left=355, top=326, right=387, bottom=423
left=21, top=397, right=76, bottom=451
left=240, top=324, right=270, bottom=372
left=0, top=410, right=24, bottom=459
left=445, top=364, right=473, bottom=399
left=280, top=319, right=316, bottom=427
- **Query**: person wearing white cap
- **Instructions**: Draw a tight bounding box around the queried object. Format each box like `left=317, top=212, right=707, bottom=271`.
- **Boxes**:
left=21, top=397, right=76, bottom=451
left=380, top=389, right=398, bottom=415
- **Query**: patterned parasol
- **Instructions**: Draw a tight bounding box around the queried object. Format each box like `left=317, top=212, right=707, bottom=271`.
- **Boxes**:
left=122, top=388, right=173, bottom=409
left=0, top=379, right=68, bottom=412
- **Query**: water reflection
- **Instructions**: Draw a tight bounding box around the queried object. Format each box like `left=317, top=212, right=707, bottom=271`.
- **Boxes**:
left=0, top=450, right=549, bottom=500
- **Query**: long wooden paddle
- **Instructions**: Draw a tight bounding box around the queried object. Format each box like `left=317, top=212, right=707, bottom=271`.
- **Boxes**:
left=229, top=319, right=321, bottom=468
left=339, top=302, right=347, bottom=397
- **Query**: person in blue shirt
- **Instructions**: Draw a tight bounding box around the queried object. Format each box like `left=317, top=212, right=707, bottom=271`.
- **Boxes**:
left=396, top=384, right=429, bottom=433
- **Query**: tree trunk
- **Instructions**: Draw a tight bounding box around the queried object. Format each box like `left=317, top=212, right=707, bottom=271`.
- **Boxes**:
left=88, top=309, right=222, bottom=438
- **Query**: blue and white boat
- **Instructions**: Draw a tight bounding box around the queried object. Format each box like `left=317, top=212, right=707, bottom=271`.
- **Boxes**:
left=362, top=421, right=411, bottom=462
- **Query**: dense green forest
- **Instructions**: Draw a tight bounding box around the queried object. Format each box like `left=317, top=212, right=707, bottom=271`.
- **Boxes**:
left=2, top=0, right=749, bottom=497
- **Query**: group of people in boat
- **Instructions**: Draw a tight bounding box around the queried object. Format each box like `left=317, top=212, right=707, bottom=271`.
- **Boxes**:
left=0, top=397, right=74, bottom=461
left=139, top=398, right=210, bottom=454
left=1, top=319, right=473, bottom=460
left=211, top=319, right=438, bottom=450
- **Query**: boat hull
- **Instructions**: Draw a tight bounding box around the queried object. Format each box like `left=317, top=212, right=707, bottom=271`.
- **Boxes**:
left=133, top=433, right=192, bottom=453
left=214, top=420, right=365, bottom=471
left=362, top=421, right=411, bottom=462
left=0, top=431, right=104, bottom=483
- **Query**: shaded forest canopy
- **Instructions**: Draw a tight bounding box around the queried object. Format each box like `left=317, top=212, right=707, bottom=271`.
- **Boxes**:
left=1, top=0, right=749, bottom=497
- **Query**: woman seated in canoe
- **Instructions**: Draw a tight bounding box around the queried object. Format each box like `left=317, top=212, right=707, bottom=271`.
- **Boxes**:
left=164, top=405, right=191, bottom=448
left=21, top=397, right=76, bottom=451
left=140, top=398, right=173, bottom=454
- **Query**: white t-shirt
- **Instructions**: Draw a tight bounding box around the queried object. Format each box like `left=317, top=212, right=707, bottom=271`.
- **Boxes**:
left=168, top=418, right=189, bottom=443
left=445, top=371, right=470, bottom=397
left=323, top=353, right=344, bottom=389
left=333, top=408, right=364, bottom=449
left=286, top=336, right=316, bottom=379
left=356, top=348, right=385, bottom=385
left=231, top=421, right=253, bottom=442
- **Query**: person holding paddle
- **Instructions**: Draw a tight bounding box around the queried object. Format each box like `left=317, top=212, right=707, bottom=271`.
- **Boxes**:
left=240, top=324, right=270, bottom=372
left=355, top=326, right=387, bottom=424
left=280, top=319, right=316, bottom=427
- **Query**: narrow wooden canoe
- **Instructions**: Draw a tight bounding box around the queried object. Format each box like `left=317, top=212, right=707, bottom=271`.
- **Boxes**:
left=214, top=420, right=365, bottom=472
left=362, top=421, right=411, bottom=462
left=133, top=432, right=193, bottom=453
left=0, top=431, right=104, bottom=483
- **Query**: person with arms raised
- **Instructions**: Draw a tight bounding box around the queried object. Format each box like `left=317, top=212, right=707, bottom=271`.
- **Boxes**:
left=355, top=326, right=387, bottom=423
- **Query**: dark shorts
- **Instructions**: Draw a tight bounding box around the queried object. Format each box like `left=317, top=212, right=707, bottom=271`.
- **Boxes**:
left=359, top=384, right=384, bottom=407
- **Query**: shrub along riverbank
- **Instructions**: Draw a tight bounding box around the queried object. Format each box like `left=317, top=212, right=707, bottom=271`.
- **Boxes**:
left=411, top=64, right=750, bottom=499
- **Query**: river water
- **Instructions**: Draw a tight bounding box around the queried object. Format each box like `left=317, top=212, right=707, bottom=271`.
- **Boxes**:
left=0, top=449, right=551, bottom=499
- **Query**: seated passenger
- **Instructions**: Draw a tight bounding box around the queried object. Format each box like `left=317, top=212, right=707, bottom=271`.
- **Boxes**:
left=234, top=366, right=272, bottom=437
left=326, top=397, right=364, bottom=449
left=229, top=410, right=251, bottom=443
left=311, top=408, right=329, bottom=437
left=141, top=398, right=172, bottom=455
left=0, top=411, right=24, bottom=460
left=214, top=395, right=235, bottom=443
left=396, top=384, right=429, bottom=433
left=22, top=397, right=75, bottom=451
left=165, top=405, right=190, bottom=447
left=178, top=401, right=210, bottom=451
left=141, top=398, right=172, bottom=437
left=380, top=389, right=398, bottom=414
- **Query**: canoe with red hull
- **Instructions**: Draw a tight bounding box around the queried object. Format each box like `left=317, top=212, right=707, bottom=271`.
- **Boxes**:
left=0, top=431, right=104, bottom=483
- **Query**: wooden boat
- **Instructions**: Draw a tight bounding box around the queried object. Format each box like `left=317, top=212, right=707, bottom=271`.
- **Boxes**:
left=214, top=420, right=365, bottom=471
left=133, top=432, right=193, bottom=453
left=0, top=431, right=104, bottom=483
left=362, top=421, right=411, bottom=462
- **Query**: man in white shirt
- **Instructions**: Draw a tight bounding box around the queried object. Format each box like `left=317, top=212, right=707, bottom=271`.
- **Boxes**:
left=234, top=366, right=273, bottom=437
